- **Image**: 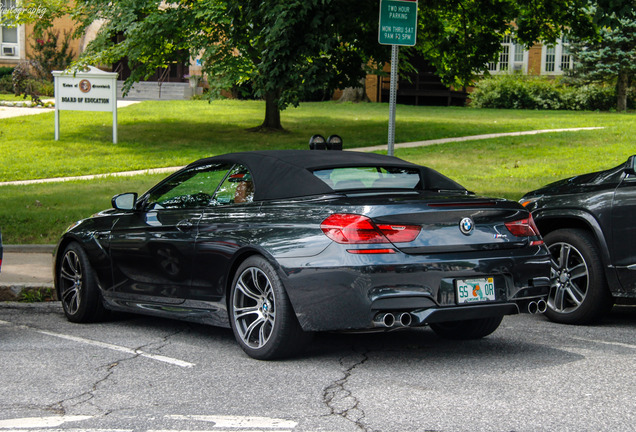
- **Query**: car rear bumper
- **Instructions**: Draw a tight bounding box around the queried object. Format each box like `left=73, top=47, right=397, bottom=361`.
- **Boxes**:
left=277, top=245, right=551, bottom=331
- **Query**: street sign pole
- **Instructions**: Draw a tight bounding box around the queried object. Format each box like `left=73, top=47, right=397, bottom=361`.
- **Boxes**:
left=387, top=45, right=399, bottom=156
left=379, top=0, right=418, bottom=156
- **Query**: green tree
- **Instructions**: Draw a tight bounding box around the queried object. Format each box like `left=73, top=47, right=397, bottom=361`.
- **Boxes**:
left=414, top=0, right=595, bottom=89
left=2, top=0, right=600, bottom=127
left=567, top=1, right=635, bottom=111
left=73, top=0, right=388, bottom=131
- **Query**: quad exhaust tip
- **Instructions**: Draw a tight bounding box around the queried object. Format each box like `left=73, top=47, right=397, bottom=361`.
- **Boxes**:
left=397, top=312, right=412, bottom=327
left=373, top=312, right=413, bottom=328
left=527, top=300, right=548, bottom=314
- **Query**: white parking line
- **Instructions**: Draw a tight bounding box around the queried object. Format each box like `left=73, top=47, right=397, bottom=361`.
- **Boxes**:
left=0, top=416, right=95, bottom=429
left=0, top=415, right=298, bottom=431
left=570, top=336, right=636, bottom=350
left=0, top=430, right=130, bottom=432
left=165, top=415, right=297, bottom=429
left=0, top=320, right=194, bottom=368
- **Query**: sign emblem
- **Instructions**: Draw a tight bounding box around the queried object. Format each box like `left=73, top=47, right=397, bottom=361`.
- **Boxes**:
left=79, top=79, right=91, bottom=93
left=459, top=217, right=474, bottom=235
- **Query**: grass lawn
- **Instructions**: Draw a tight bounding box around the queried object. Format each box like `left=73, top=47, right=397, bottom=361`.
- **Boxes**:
left=0, top=175, right=164, bottom=244
left=0, top=99, right=634, bottom=244
left=0, top=93, right=25, bottom=102
left=1, top=99, right=631, bottom=181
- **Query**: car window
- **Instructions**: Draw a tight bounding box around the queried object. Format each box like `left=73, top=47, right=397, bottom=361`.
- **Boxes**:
left=145, top=163, right=232, bottom=210
left=313, top=166, right=421, bottom=191
left=212, top=164, right=255, bottom=205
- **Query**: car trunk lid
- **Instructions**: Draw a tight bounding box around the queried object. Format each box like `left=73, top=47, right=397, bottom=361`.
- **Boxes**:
left=353, top=194, right=540, bottom=254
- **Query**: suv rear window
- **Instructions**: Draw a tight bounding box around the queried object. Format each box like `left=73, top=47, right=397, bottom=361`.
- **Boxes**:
left=313, top=167, right=421, bottom=191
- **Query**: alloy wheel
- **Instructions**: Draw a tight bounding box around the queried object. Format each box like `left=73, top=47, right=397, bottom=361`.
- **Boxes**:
left=548, top=241, right=589, bottom=314
left=59, top=250, right=83, bottom=315
left=232, top=267, right=276, bottom=349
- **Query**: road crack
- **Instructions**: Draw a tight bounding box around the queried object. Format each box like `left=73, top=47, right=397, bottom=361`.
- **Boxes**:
left=322, top=350, right=379, bottom=432
left=48, top=328, right=186, bottom=416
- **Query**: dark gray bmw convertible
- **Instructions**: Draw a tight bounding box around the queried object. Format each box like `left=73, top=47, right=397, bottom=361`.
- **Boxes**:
left=55, top=149, right=551, bottom=359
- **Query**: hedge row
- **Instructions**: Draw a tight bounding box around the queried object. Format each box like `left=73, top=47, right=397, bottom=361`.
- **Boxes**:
left=470, top=74, right=634, bottom=111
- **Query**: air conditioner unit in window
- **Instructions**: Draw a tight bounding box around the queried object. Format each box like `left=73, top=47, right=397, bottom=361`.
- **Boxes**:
left=2, top=46, right=16, bottom=56
left=513, top=63, right=523, bottom=71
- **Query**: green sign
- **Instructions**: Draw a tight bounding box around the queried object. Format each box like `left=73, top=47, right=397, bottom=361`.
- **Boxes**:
left=378, top=0, right=418, bottom=46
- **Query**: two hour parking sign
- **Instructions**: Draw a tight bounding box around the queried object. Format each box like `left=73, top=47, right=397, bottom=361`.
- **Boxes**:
left=378, top=0, right=418, bottom=46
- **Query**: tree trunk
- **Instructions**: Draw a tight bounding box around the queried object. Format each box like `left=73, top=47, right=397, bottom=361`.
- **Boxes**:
left=259, top=91, right=283, bottom=131
left=616, top=69, right=629, bottom=112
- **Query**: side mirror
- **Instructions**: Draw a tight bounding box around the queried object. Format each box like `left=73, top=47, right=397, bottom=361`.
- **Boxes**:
left=112, top=193, right=138, bottom=211
left=626, top=156, right=636, bottom=175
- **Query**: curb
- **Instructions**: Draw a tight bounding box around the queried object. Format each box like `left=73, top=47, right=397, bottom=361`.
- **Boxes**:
left=4, top=244, right=56, bottom=253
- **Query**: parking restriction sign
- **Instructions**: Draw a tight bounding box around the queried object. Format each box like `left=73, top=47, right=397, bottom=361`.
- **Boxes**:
left=378, top=0, right=418, bottom=46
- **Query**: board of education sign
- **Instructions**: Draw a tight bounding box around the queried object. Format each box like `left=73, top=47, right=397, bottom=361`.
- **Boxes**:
left=53, top=66, right=117, bottom=112
left=378, top=0, right=418, bottom=46
left=53, top=66, right=119, bottom=142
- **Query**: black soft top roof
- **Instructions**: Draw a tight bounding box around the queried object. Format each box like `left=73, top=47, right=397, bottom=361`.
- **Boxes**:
left=188, top=150, right=464, bottom=201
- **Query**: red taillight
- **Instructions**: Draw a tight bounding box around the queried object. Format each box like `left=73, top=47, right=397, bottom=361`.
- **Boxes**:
left=321, top=214, right=387, bottom=243
left=321, top=214, right=420, bottom=244
left=505, top=215, right=543, bottom=245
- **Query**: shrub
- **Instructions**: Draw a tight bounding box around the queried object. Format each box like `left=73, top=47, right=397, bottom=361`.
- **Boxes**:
left=471, top=74, right=634, bottom=111
left=0, top=67, right=14, bottom=78
left=0, top=75, right=13, bottom=93
left=470, top=75, right=565, bottom=109
left=31, top=30, right=74, bottom=80
left=12, top=61, right=48, bottom=104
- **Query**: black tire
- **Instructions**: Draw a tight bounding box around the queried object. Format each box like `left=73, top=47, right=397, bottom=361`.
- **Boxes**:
left=543, top=228, right=613, bottom=324
left=57, top=242, right=107, bottom=323
left=430, top=316, right=503, bottom=340
left=229, top=256, right=312, bottom=360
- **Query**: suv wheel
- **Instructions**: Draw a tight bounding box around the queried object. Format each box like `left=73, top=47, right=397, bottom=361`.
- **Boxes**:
left=543, top=229, right=613, bottom=324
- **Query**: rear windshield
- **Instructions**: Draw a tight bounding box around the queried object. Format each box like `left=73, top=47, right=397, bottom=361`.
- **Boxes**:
left=313, top=166, right=421, bottom=191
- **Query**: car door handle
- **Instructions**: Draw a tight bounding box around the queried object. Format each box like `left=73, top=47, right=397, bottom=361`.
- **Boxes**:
left=177, top=220, right=194, bottom=232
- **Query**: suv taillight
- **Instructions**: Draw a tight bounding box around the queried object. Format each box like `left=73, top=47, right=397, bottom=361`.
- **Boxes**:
left=321, top=214, right=420, bottom=244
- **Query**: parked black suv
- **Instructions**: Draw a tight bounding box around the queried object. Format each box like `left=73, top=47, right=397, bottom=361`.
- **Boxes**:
left=521, top=155, right=636, bottom=324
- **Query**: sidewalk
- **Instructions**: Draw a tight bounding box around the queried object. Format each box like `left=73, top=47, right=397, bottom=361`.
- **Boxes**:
left=0, top=245, right=55, bottom=301
left=0, top=100, right=140, bottom=120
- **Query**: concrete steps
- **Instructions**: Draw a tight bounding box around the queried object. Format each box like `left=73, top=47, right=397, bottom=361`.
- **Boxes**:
left=117, top=81, right=193, bottom=101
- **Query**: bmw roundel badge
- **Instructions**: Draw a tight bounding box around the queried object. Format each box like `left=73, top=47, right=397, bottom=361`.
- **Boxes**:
left=459, top=217, right=474, bottom=235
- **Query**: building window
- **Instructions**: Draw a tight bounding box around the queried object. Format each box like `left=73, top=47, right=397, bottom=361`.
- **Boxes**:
left=542, top=37, right=573, bottom=75
left=0, top=0, right=20, bottom=58
left=486, top=35, right=527, bottom=73
left=560, top=36, right=572, bottom=71
left=544, top=46, right=556, bottom=72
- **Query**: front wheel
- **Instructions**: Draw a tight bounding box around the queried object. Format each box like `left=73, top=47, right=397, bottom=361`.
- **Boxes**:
left=229, top=256, right=311, bottom=360
left=430, top=316, right=503, bottom=340
left=57, top=242, right=107, bottom=323
left=543, top=229, right=613, bottom=324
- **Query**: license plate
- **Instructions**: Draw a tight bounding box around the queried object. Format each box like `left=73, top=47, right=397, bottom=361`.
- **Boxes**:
left=456, top=277, right=496, bottom=304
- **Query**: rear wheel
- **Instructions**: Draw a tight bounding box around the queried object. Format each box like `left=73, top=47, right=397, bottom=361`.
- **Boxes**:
left=543, top=229, right=613, bottom=324
left=430, top=316, right=503, bottom=340
left=57, top=242, right=107, bottom=323
left=229, top=256, right=311, bottom=360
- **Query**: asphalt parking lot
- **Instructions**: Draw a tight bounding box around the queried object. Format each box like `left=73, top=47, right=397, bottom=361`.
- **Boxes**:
left=1, top=301, right=635, bottom=432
